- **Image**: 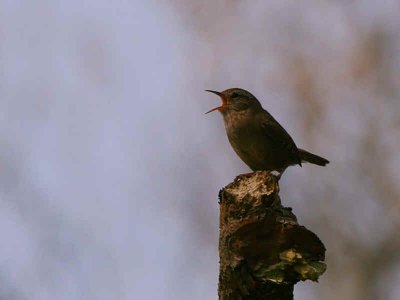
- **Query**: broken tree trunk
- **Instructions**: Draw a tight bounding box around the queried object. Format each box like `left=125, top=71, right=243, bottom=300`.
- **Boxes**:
left=218, top=171, right=326, bottom=300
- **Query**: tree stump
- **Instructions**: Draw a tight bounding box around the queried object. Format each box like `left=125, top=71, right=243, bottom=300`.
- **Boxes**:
left=218, top=171, right=326, bottom=300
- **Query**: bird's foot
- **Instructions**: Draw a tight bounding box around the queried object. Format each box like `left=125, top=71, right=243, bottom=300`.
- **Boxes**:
left=271, top=168, right=287, bottom=181
left=234, top=170, right=285, bottom=183
left=235, top=172, right=255, bottom=181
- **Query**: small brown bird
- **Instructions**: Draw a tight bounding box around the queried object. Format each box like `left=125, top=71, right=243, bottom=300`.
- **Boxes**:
left=206, top=88, right=329, bottom=177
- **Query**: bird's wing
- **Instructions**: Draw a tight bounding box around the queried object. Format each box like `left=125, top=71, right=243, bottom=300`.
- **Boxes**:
left=259, top=110, right=302, bottom=166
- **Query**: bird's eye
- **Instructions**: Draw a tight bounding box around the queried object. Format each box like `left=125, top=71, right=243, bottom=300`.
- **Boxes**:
left=231, top=92, right=239, bottom=98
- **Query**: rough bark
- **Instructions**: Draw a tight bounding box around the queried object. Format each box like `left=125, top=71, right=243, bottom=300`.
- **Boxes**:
left=218, top=171, right=326, bottom=300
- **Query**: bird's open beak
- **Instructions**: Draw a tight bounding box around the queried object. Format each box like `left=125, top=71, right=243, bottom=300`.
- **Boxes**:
left=205, top=90, right=227, bottom=114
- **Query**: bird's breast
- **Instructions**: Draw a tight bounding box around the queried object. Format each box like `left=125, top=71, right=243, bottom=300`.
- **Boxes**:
left=223, top=112, right=273, bottom=170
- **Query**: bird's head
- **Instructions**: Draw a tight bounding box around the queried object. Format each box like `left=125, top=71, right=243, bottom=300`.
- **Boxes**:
left=205, top=88, right=261, bottom=115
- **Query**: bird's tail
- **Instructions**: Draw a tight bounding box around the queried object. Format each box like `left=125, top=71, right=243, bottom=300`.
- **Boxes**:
left=298, top=148, right=329, bottom=166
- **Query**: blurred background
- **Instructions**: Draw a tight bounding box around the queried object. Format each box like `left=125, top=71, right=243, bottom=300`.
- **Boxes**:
left=0, top=1, right=399, bottom=299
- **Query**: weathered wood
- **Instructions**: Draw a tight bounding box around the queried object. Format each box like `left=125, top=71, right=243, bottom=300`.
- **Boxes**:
left=218, top=171, right=326, bottom=300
